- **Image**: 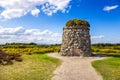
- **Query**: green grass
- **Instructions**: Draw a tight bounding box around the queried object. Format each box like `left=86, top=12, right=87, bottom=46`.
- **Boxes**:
left=0, top=54, right=61, bottom=80
left=92, top=55, right=120, bottom=80
left=91, top=44, right=120, bottom=80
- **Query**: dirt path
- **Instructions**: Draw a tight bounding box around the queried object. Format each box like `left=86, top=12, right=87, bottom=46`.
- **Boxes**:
left=48, top=53, right=105, bottom=80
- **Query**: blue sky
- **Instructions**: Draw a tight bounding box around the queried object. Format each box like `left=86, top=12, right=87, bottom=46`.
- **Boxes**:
left=0, top=0, right=120, bottom=44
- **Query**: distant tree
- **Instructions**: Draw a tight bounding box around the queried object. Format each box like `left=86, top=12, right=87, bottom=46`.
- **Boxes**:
left=29, top=42, right=37, bottom=45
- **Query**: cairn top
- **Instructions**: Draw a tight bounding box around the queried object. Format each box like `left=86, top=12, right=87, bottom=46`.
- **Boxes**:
left=66, top=19, right=90, bottom=28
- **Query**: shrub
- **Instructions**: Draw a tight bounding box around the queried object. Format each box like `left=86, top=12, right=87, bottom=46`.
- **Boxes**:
left=0, top=50, right=22, bottom=65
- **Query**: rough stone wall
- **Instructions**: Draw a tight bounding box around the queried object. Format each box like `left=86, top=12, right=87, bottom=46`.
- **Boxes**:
left=60, top=26, right=91, bottom=56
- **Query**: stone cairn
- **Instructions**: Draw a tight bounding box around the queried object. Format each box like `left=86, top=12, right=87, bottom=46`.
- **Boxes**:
left=60, top=19, right=92, bottom=56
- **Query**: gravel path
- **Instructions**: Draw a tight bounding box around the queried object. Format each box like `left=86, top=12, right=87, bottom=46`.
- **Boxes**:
left=48, top=53, right=106, bottom=80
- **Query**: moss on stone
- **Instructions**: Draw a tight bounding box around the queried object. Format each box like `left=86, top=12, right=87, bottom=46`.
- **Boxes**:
left=66, top=19, right=90, bottom=28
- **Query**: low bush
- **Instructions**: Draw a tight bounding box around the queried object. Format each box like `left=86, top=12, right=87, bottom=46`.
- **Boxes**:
left=0, top=50, right=22, bottom=65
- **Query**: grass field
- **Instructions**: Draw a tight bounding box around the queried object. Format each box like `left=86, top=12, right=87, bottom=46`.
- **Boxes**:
left=0, top=43, right=61, bottom=80
left=0, top=54, right=61, bottom=80
left=92, top=44, right=120, bottom=53
left=92, top=44, right=120, bottom=80
left=0, top=43, right=60, bottom=55
left=1, top=43, right=120, bottom=80
left=92, top=54, right=120, bottom=80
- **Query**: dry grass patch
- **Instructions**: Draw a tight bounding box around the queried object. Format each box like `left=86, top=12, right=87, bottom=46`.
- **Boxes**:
left=0, top=54, right=61, bottom=80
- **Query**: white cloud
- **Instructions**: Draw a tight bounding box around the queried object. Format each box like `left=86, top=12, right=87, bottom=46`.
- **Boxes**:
left=0, top=26, right=25, bottom=35
left=0, top=0, right=71, bottom=19
left=40, top=30, right=52, bottom=35
left=51, top=33, right=61, bottom=37
left=24, top=29, right=41, bottom=35
left=1, top=9, right=24, bottom=19
left=0, top=27, right=107, bottom=44
left=103, top=5, right=119, bottom=11
left=91, top=35, right=105, bottom=44
left=31, top=8, right=40, bottom=16
left=0, top=26, right=62, bottom=44
left=91, top=35, right=105, bottom=40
